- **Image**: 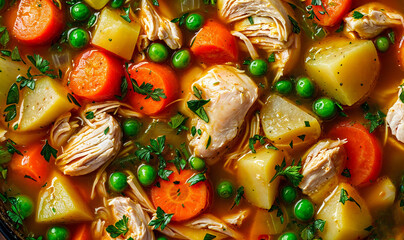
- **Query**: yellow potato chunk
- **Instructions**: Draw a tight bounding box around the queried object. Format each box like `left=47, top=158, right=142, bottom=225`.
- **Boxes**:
left=317, top=183, right=372, bottom=240
left=19, top=77, right=74, bottom=131
left=261, top=94, right=321, bottom=149
left=237, top=148, right=284, bottom=209
left=249, top=207, right=287, bottom=239
left=83, top=0, right=109, bottom=10
left=36, top=172, right=93, bottom=223
left=305, top=37, right=380, bottom=106
left=361, top=177, right=396, bottom=214
left=0, top=58, right=28, bottom=104
left=92, top=8, right=141, bottom=60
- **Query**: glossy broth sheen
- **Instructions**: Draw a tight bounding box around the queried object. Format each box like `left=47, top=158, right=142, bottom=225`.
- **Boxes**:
left=0, top=0, right=404, bottom=239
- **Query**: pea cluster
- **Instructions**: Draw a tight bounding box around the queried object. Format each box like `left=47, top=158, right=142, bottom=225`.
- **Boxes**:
left=69, top=2, right=92, bottom=49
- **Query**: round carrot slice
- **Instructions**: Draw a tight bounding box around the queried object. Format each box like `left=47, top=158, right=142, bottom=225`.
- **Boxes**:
left=126, top=62, right=179, bottom=115
left=328, top=122, right=382, bottom=186
left=305, top=0, right=352, bottom=27
left=69, top=49, right=123, bottom=101
left=150, top=167, right=211, bottom=222
left=13, top=0, right=65, bottom=45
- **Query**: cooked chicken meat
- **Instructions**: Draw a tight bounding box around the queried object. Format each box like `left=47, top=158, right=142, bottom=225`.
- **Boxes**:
left=187, top=65, right=258, bottom=162
left=344, top=2, right=404, bottom=39
left=387, top=88, right=404, bottom=143
left=185, top=214, right=243, bottom=239
left=299, top=139, right=347, bottom=200
left=105, top=197, right=155, bottom=240
left=50, top=112, right=79, bottom=148
left=218, top=0, right=301, bottom=79
left=139, top=0, right=182, bottom=49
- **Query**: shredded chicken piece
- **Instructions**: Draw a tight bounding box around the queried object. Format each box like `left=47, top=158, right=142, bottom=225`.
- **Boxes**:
left=222, top=209, right=250, bottom=227
left=185, top=214, right=243, bottom=239
left=56, top=112, right=122, bottom=176
left=387, top=87, right=404, bottom=143
left=218, top=0, right=300, bottom=79
left=300, top=139, right=347, bottom=198
left=344, top=2, right=404, bottom=39
left=188, top=65, right=258, bottom=162
left=50, top=112, right=80, bottom=147
left=139, top=0, right=182, bottom=49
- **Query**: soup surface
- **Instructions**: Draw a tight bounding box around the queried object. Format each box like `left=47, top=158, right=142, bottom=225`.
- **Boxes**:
left=0, top=0, right=404, bottom=239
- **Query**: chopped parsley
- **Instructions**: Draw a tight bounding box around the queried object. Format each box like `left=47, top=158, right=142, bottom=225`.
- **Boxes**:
left=206, top=135, right=211, bottom=149
left=106, top=215, right=129, bottom=238
left=304, top=121, right=311, bottom=127
left=204, top=233, right=216, bottom=240
left=335, top=22, right=344, bottom=33
left=187, top=172, right=206, bottom=186
left=171, top=13, right=189, bottom=26
left=300, top=219, right=326, bottom=240
left=168, top=112, right=189, bottom=134
left=270, top=158, right=303, bottom=187
left=339, top=188, right=361, bottom=209
left=268, top=199, right=284, bottom=224
left=121, top=7, right=131, bottom=23
left=67, top=93, right=82, bottom=107
left=115, top=77, right=128, bottom=100
left=148, top=207, right=173, bottom=230
left=341, top=168, right=351, bottom=178
left=364, top=110, right=386, bottom=133
left=85, top=111, right=94, bottom=120
left=152, top=0, right=159, bottom=6
left=40, top=140, right=57, bottom=162
left=388, top=31, right=396, bottom=44
left=248, top=16, right=254, bottom=25
left=126, top=64, right=166, bottom=101
left=353, top=11, right=364, bottom=19
left=0, top=26, right=10, bottom=47
left=398, top=175, right=404, bottom=210
left=288, top=15, right=301, bottom=34
left=27, top=54, right=58, bottom=79
left=5, top=139, right=23, bottom=156
left=231, top=186, right=244, bottom=209
left=268, top=52, right=276, bottom=62
left=187, top=99, right=210, bottom=123
left=248, top=135, right=266, bottom=153
left=104, top=127, right=110, bottom=135
left=193, top=86, right=203, bottom=99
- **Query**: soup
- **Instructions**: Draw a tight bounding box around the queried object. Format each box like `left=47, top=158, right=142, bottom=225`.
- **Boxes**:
left=0, top=0, right=404, bottom=239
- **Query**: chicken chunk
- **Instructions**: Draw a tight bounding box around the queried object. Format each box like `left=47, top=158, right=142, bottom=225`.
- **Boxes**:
left=50, top=112, right=80, bottom=148
left=299, top=139, right=347, bottom=203
left=387, top=88, right=404, bottom=143
left=218, top=0, right=301, bottom=79
left=138, top=0, right=182, bottom=49
left=105, top=197, right=155, bottom=240
left=344, top=2, right=404, bottom=39
left=187, top=65, right=258, bottom=162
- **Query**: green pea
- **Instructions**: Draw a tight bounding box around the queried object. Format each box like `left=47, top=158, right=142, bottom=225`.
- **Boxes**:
left=216, top=181, right=234, bottom=199
left=296, top=77, right=315, bottom=98
left=278, top=232, right=298, bottom=240
left=47, top=226, right=69, bottom=240
left=157, top=237, right=168, bottom=240
left=138, top=165, right=157, bottom=186
left=109, top=172, right=128, bottom=192
left=0, top=0, right=5, bottom=11
left=172, top=49, right=191, bottom=69
left=70, top=3, right=90, bottom=21
left=189, top=156, right=206, bottom=171
left=294, top=199, right=314, bottom=221
left=275, top=80, right=293, bottom=95
left=375, top=36, right=390, bottom=53
left=281, top=186, right=297, bottom=204
left=111, top=0, right=125, bottom=8
left=68, top=28, right=89, bottom=49
left=186, top=13, right=204, bottom=31
left=249, top=59, right=268, bottom=77
left=313, top=97, right=337, bottom=119
left=15, top=195, right=34, bottom=218
left=148, top=43, right=169, bottom=62
left=123, top=119, right=141, bottom=137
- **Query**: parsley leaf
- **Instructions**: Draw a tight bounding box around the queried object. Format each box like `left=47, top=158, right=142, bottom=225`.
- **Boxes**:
left=364, top=110, right=386, bottom=133
left=231, top=186, right=244, bottom=209
left=301, top=219, right=326, bottom=240
left=115, top=77, right=128, bottom=100
left=388, top=31, right=396, bottom=44
left=204, top=233, right=216, bottom=240
left=85, top=111, right=94, bottom=119
left=40, top=140, right=57, bottom=162
left=121, top=7, right=131, bottom=23
left=0, top=27, right=9, bottom=47
left=268, top=200, right=284, bottom=224
left=171, top=13, right=189, bottom=26
left=248, top=135, right=266, bottom=153
left=268, top=52, right=276, bottom=63
left=193, top=86, right=203, bottom=99
left=4, top=105, right=17, bottom=122
left=399, top=176, right=404, bottom=210
left=106, top=215, right=129, bottom=238
left=335, top=22, right=344, bottom=33
left=6, top=83, right=19, bottom=105
left=288, top=15, right=301, bottom=34
left=11, top=46, right=23, bottom=62
left=270, top=158, right=303, bottom=187
left=187, top=99, right=210, bottom=123
left=339, top=188, right=361, bottom=209
left=148, top=207, right=173, bottom=230
left=152, top=0, right=159, bottom=6
left=5, top=139, right=23, bottom=156
left=168, top=112, right=189, bottom=134
left=67, top=93, right=81, bottom=107
left=353, top=11, right=364, bottom=19
left=187, top=173, right=206, bottom=186
left=27, top=54, right=57, bottom=78
left=341, top=168, right=351, bottom=178
left=248, top=16, right=254, bottom=25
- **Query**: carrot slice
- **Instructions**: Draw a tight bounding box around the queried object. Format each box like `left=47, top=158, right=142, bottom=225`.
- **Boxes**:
left=328, top=122, right=382, bottom=186
left=150, top=167, right=211, bottom=222
left=72, top=223, right=92, bottom=240
left=9, top=143, right=50, bottom=187
left=191, top=19, right=238, bottom=64
left=69, top=49, right=123, bottom=101
left=126, top=62, right=179, bottom=115
left=12, top=0, right=64, bottom=45
left=305, top=0, right=352, bottom=27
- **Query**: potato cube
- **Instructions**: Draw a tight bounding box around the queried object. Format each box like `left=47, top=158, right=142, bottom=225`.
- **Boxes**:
left=84, top=0, right=109, bottom=10
left=261, top=94, right=321, bottom=150
left=317, top=183, right=372, bottom=240
left=237, top=148, right=284, bottom=209
left=361, top=177, right=396, bottom=214
left=19, top=77, right=74, bottom=131
left=305, top=37, right=380, bottom=106
left=249, top=208, right=287, bottom=239
left=0, top=58, right=28, bottom=104
left=36, top=172, right=93, bottom=223
left=92, top=8, right=141, bottom=60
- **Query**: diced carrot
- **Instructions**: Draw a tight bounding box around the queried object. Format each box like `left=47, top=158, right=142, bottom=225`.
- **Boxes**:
left=150, top=166, right=211, bottom=222
left=305, top=0, right=352, bottom=27
left=8, top=143, right=50, bottom=187
left=191, top=19, right=238, bottom=64
left=12, top=0, right=64, bottom=45
left=72, top=223, right=92, bottom=240
left=126, top=62, right=179, bottom=115
left=69, top=49, right=123, bottom=101
left=328, top=122, right=382, bottom=186
left=398, top=35, right=404, bottom=71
